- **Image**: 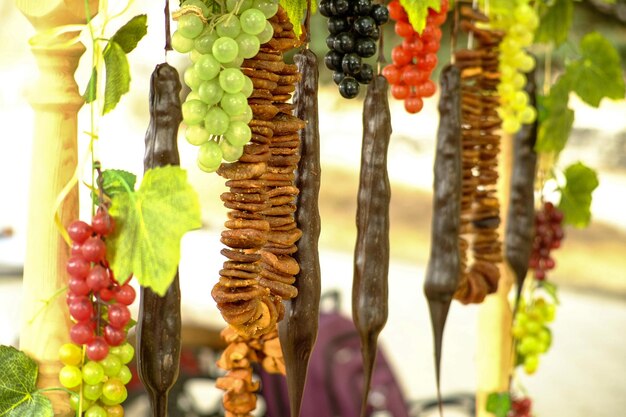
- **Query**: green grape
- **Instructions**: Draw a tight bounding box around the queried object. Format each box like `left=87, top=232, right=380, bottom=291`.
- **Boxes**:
left=523, top=354, right=539, bottom=374
left=178, top=14, right=205, bottom=39
left=182, top=0, right=210, bottom=18
left=59, top=365, right=83, bottom=388
left=100, top=353, right=122, bottom=377
left=184, top=67, right=202, bottom=90
left=497, top=81, right=515, bottom=97
left=217, top=15, right=242, bottom=39
left=117, top=365, right=133, bottom=385
left=102, top=378, right=128, bottom=404
left=241, top=76, right=253, bottom=98
left=220, top=92, right=248, bottom=116
left=182, top=99, right=208, bottom=125
left=103, top=404, right=125, bottom=417
left=518, top=336, right=540, bottom=355
left=189, top=49, right=203, bottom=63
left=110, top=343, right=134, bottom=365
left=500, top=38, right=519, bottom=56
left=59, top=343, right=83, bottom=366
left=195, top=31, right=219, bottom=54
left=524, top=319, right=541, bottom=335
left=511, top=91, right=529, bottom=109
left=499, top=65, right=515, bottom=81
left=204, top=106, right=231, bottom=135
left=253, top=0, right=279, bottom=18
left=227, top=0, right=253, bottom=13
left=515, top=311, right=528, bottom=328
left=512, top=73, right=526, bottom=89
left=512, top=324, right=526, bottom=339
left=230, top=105, right=253, bottom=123
left=83, top=382, right=103, bottom=401
left=186, top=124, right=211, bottom=146
left=240, top=8, right=266, bottom=35
left=537, top=327, right=551, bottom=346
left=224, top=121, right=252, bottom=146
left=69, top=394, right=93, bottom=411
left=199, top=79, right=225, bottom=105
left=172, top=30, right=195, bottom=53
left=219, top=68, right=246, bottom=94
left=502, top=117, right=521, bottom=134
left=513, top=4, right=534, bottom=25
left=236, top=33, right=260, bottom=59
left=223, top=56, right=245, bottom=68
left=212, top=37, right=239, bottom=63
left=195, top=54, right=221, bottom=80
left=257, top=21, right=274, bottom=44
left=544, top=303, right=556, bottom=322
left=198, top=140, right=224, bottom=172
left=187, top=91, right=201, bottom=101
left=82, top=361, right=105, bottom=385
left=518, top=54, right=535, bottom=72
left=220, top=139, right=245, bottom=162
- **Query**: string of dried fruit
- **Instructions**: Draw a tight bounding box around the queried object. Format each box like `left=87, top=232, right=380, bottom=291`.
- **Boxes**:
left=277, top=15, right=322, bottom=417
left=453, top=7, right=504, bottom=304
left=505, top=65, right=537, bottom=305
left=423, top=64, right=462, bottom=408
left=136, top=62, right=184, bottom=417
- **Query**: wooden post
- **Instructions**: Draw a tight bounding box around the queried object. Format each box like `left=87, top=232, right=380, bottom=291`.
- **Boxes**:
left=15, top=1, right=97, bottom=415
left=475, top=133, right=516, bottom=416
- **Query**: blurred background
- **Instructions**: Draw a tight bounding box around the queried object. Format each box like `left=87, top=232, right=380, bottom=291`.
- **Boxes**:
left=0, top=0, right=625, bottom=416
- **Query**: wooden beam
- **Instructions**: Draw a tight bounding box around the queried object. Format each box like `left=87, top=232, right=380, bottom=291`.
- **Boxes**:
left=15, top=1, right=97, bottom=415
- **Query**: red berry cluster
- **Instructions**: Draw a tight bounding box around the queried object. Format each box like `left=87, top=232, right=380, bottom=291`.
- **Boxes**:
left=508, top=396, right=532, bottom=417
left=382, top=0, right=448, bottom=113
left=66, top=209, right=136, bottom=361
left=528, top=202, right=564, bottom=281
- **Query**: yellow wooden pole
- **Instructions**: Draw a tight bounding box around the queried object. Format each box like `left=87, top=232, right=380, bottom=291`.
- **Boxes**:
left=475, top=132, right=516, bottom=416
left=15, top=1, right=97, bottom=415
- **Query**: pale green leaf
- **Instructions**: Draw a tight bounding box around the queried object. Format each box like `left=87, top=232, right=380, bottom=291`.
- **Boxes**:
left=280, top=0, right=306, bottom=37
left=534, top=0, right=573, bottom=46
left=399, top=0, right=441, bottom=34
left=0, top=346, right=53, bottom=417
left=110, top=14, right=148, bottom=54
left=103, top=41, right=131, bottom=114
left=485, top=392, right=511, bottom=417
left=558, top=162, right=599, bottom=228
left=562, top=32, right=625, bottom=107
left=535, top=78, right=574, bottom=154
left=106, top=166, right=202, bottom=295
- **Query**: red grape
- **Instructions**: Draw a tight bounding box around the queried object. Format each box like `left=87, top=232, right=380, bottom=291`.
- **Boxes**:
left=108, top=304, right=131, bottom=329
left=67, top=220, right=92, bottom=244
left=86, top=265, right=111, bottom=292
left=104, top=325, right=126, bottom=346
left=71, top=242, right=82, bottom=256
left=70, top=322, right=95, bottom=344
left=115, top=285, right=136, bottom=306
left=69, top=296, right=94, bottom=322
left=382, top=65, right=401, bottom=85
left=395, top=21, right=414, bottom=38
left=417, top=80, right=437, bottom=97
left=81, top=237, right=106, bottom=263
left=391, top=46, right=412, bottom=66
left=387, top=0, right=408, bottom=21
left=68, top=277, right=90, bottom=296
left=391, top=84, right=410, bottom=99
left=66, top=256, right=90, bottom=279
left=92, top=210, right=115, bottom=236
left=402, top=37, right=424, bottom=55
left=86, top=336, right=109, bottom=361
left=417, top=53, right=438, bottom=71
left=404, top=96, right=424, bottom=113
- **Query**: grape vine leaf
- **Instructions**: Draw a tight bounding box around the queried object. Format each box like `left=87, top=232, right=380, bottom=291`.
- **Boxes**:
left=562, top=32, right=626, bottom=108
left=535, top=77, right=574, bottom=154
left=106, top=166, right=202, bottom=296
left=83, top=67, right=97, bottom=103
left=91, top=169, right=137, bottom=205
left=110, top=14, right=148, bottom=54
left=485, top=392, right=511, bottom=417
left=558, top=162, right=599, bottom=228
left=399, top=0, right=441, bottom=34
left=280, top=0, right=306, bottom=37
left=102, top=41, right=131, bottom=114
left=534, top=0, right=573, bottom=46
left=0, top=346, right=53, bottom=417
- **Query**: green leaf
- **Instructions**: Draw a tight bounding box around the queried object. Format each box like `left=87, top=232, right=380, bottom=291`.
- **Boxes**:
left=534, top=0, right=573, bottom=46
left=91, top=169, right=137, bottom=205
left=485, top=392, right=511, bottom=417
left=83, top=67, right=97, bottom=103
left=399, top=0, right=441, bottom=34
left=562, top=32, right=625, bottom=107
left=558, top=162, right=599, bottom=228
left=535, top=77, right=574, bottom=154
left=280, top=0, right=306, bottom=37
left=106, top=166, right=202, bottom=296
left=0, top=346, right=53, bottom=417
left=110, top=14, right=148, bottom=54
left=103, top=41, right=131, bottom=114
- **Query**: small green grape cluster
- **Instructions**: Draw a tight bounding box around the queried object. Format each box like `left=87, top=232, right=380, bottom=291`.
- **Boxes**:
left=172, top=0, right=279, bottom=172
left=58, top=342, right=135, bottom=417
left=512, top=297, right=555, bottom=375
left=490, top=0, right=539, bottom=134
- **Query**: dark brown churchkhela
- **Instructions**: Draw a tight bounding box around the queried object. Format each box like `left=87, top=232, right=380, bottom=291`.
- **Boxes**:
left=278, top=47, right=322, bottom=417
left=137, top=63, right=183, bottom=417
left=352, top=73, right=392, bottom=417
left=505, top=66, right=537, bottom=303
left=423, top=64, right=462, bottom=411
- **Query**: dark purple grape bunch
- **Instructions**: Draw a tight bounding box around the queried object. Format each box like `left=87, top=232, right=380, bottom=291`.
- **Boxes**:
left=528, top=202, right=564, bottom=281
left=320, top=0, right=389, bottom=98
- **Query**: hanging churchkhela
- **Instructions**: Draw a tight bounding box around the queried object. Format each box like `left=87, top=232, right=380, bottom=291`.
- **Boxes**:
left=278, top=5, right=323, bottom=417
left=453, top=5, right=504, bottom=304
left=212, top=6, right=305, bottom=417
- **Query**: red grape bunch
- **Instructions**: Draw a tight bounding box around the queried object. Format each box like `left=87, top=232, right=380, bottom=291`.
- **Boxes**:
left=508, top=397, right=533, bottom=417
left=59, top=208, right=137, bottom=416
left=528, top=202, right=564, bottom=281
left=382, top=0, right=448, bottom=113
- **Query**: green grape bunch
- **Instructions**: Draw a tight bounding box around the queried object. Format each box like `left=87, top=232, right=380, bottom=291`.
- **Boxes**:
left=171, top=0, right=280, bottom=172
left=512, top=297, right=556, bottom=375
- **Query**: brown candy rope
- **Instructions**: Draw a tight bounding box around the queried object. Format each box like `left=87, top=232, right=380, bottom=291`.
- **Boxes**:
left=453, top=9, right=504, bottom=304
